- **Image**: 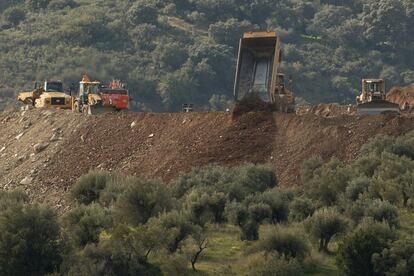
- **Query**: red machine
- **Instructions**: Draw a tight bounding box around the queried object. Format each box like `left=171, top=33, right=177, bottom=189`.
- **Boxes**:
left=99, top=80, right=129, bottom=111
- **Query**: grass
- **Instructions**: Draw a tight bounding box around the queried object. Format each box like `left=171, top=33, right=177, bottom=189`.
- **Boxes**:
left=166, top=209, right=414, bottom=275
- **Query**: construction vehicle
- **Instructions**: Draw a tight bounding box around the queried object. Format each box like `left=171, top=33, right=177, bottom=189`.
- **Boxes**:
left=72, top=74, right=129, bottom=114
left=356, top=79, right=400, bottom=115
left=233, top=31, right=295, bottom=112
left=17, top=80, right=73, bottom=109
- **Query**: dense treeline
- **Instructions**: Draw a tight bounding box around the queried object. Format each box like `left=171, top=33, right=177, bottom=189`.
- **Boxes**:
left=0, top=0, right=413, bottom=111
left=1, top=131, right=414, bottom=275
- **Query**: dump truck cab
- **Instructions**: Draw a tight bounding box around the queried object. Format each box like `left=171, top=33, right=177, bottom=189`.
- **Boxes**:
left=356, top=79, right=400, bottom=115
left=17, top=80, right=73, bottom=109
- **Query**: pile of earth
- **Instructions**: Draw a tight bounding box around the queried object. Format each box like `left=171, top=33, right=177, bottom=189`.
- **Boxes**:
left=1, top=109, right=414, bottom=210
left=387, top=85, right=414, bottom=111
left=232, top=94, right=276, bottom=116
left=296, top=103, right=356, bottom=117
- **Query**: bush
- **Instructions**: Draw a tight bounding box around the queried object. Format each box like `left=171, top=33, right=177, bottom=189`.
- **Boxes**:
left=304, top=159, right=351, bottom=206
left=70, top=170, right=112, bottom=205
left=305, top=207, right=348, bottom=252
left=127, top=1, right=158, bottom=26
left=47, top=0, right=78, bottom=10
left=0, top=203, right=61, bottom=276
left=255, top=226, right=309, bottom=259
left=157, top=211, right=199, bottom=253
left=250, top=188, right=290, bottom=223
left=289, top=197, right=315, bottom=222
left=184, top=189, right=227, bottom=225
left=365, top=199, right=399, bottom=228
left=301, top=156, right=323, bottom=183
left=372, top=238, right=414, bottom=276
left=113, top=177, right=172, bottom=226
left=344, top=176, right=370, bottom=201
left=336, top=219, right=396, bottom=276
left=248, top=252, right=304, bottom=276
left=61, top=203, right=112, bottom=247
left=0, top=190, right=28, bottom=211
left=3, top=7, right=25, bottom=27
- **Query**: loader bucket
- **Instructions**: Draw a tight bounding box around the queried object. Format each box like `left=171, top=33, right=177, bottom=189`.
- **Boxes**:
left=356, top=100, right=400, bottom=116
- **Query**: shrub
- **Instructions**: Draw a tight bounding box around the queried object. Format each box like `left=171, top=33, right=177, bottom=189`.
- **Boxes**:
left=127, top=1, right=158, bottom=26
left=301, top=156, right=323, bottom=183
left=372, top=238, right=414, bottom=276
left=70, top=170, right=112, bottom=205
left=365, top=199, right=399, bottom=228
left=0, top=190, right=28, bottom=211
left=157, top=211, right=199, bottom=253
left=3, top=7, right=25, bottom=27
left=248, top=203, right=272, bottom=223
left=47, top=0, right=78, bottom=10
left=228, top=164, right=278, bottom=201
left=66, top=234, right=162, bottom=276
left=305, top=207, right=348, bottom=252
left=336, top=219, right=396, bottom=276
left=255, top=226, right=309, bottom=259
left=184, top=189, right=227, bottom=225
left=250, top=188, right=290, bottom=223
left=0, top=203, right=61, bottom=276
left=61, top=203, right=112, bottom=247
left=304, top=159, right=351, bottom=206
left=113, top=177, right=172, bottom=226
left=344, top=176, right=370, bottom=201
left=289, top=197, right=315, bottom=222
left=248, top=253, right=304, bottom=276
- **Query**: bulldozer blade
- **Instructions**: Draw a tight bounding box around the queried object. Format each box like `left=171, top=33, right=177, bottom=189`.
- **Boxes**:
left=87, top=105, right=115, bottom=115
left=357, top=100, right=400, bottom=116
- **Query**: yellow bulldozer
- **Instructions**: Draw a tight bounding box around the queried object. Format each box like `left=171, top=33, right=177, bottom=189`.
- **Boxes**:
left=233, top=31, right=295, bottom=113
left=356, top=79, right=400, bottom=115
left=17, top=80, right=73, bottom=110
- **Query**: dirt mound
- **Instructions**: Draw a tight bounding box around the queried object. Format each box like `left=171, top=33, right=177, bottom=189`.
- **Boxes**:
left=296, top=104, right=356, bottom=117
left=1, top=109, right=414, bottom=210
left=232, top=94, right=275, bottom=116
left=387, top=85, right=414, bottom=111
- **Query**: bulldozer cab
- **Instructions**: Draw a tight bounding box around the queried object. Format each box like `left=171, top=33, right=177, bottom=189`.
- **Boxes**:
left=363, top=79, right=384, bottom=100
left=44, top=81, right=63, bottom=92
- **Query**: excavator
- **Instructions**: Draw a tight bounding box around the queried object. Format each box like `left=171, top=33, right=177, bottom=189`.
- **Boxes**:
left=17, top=80, right=73, bottom=110
left=72, top=74, right=129, bottom=114
left=233, top=31, right=295, bottom=112
left=356, top=79, right=400, bottom=115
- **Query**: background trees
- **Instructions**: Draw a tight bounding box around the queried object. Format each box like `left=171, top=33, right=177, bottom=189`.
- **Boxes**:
left=1, top=0, right=414, bottom=111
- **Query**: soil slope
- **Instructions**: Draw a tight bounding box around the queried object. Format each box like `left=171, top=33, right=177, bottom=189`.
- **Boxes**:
left=1, top=109, right=413, bottom=209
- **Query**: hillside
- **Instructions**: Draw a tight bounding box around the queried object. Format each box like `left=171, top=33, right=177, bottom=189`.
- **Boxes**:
left=1, top=109, right=413, bottom=209
left=1, top=0, right=414, bottom=111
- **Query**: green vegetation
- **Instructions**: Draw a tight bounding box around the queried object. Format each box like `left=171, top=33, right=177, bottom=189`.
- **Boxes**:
left=1, top=131, right=414, bottom=274
left=1, top=0, right=414, bottom=110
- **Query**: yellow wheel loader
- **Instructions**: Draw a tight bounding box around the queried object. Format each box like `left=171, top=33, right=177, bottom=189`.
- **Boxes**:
left=233, top=31, right=295, bottom=112
left=17, top=81, right=73, bottom=110
left=356, top=79, right=400, bottom=115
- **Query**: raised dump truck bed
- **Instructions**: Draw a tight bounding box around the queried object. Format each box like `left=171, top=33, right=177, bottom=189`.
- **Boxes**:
left=233, top=31, right=282, bottom=103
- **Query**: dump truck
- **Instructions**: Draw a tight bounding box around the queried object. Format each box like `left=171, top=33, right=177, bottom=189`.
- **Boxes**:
left=17, top=80, right=73, bottom=109
left=233, top=31, right=295, bottom=112
left=356, top=79, right=400, bottom=115
left=72, top=74, right=129, bottom=114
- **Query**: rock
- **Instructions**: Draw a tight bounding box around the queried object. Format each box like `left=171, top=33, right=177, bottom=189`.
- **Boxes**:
left=34, top=142, right=49, bottom=153
left=18, top=155, right=27, bottom=162
left=50, top=133, right=59, bottom=142
left=131, top=121, right=137, bottom=128
left=15, top=132, right=24, bottom=140
left=148, top=133, right=154, bottom=138
left=20, top=176, right=33, bottom=185
left=0, top=146, right=5, bottom=153
left=23, top=121, right=32, bottom=129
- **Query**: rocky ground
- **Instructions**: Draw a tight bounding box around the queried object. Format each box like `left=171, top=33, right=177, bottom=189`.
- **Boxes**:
left=1, top=108, right=414, bottom=210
